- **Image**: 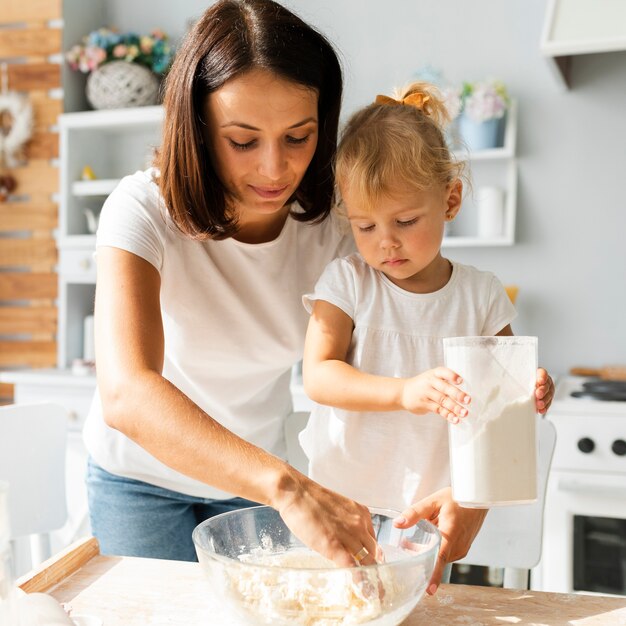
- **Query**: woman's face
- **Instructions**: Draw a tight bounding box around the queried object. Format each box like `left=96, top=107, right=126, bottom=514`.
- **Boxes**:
left=204, top=68, right=319, bottom=229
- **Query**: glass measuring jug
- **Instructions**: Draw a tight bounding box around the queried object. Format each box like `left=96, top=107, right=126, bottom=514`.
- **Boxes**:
left=443, top=336, right=538, bottom=507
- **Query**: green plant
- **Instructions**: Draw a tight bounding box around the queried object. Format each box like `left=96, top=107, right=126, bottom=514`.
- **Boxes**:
left=66, top=27, right=174, bottom=75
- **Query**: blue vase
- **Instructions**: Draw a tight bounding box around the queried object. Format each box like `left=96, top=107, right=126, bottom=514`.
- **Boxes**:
left=458, top=115, right=504, bottom=151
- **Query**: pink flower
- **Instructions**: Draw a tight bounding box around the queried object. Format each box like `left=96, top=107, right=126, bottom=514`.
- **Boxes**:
left=151, top=29, right=166, bottom=40
left=112, top=44, right=128, bottom=58
left=140, top=36, right=154, bottom=54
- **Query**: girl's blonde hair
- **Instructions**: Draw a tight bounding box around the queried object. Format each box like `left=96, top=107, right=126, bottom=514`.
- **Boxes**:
left=335, top=81, right=465, bottom=210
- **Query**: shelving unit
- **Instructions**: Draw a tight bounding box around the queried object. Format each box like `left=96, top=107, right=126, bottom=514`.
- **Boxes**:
left=443, top=100, right=518, bottom=248
left=57, top=105, right=163, bottom=369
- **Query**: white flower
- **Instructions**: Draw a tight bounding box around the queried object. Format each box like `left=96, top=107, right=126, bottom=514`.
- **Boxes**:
left=441, top=86, right=462, bottom=120
left=463, top=81, right=509, bottom=123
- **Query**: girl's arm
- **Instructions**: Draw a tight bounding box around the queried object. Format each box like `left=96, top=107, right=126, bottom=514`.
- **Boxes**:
left=95, top=247, right=379, bottom=567
left=303, top=300, right=469, bottom=422
left=496, top=324, right=554, bottom=414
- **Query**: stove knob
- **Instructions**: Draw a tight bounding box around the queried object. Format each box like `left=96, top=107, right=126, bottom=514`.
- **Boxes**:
left=612, top=439, right=626, bottom=456
left=577, top=437, right=595, bottom=454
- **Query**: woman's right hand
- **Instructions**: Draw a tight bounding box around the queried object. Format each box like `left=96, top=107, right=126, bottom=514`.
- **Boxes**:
left=401, top=367, right=470, bottom=423
left=273, top=470, right=379, bottom=568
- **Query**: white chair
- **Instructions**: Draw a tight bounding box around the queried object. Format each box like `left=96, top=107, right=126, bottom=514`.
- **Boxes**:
left=284, top=411, right=557, bottom=590
left=0, top=402, right=68, bottom=571
left=455, top=416, right=557, bottom=589
left=284, top=411, right=310, bottom=474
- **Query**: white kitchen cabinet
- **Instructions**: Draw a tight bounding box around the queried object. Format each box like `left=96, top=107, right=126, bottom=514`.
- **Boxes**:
left=0, top=370, right=96, bottom=562
left=444, top=100, right=518, bottom=248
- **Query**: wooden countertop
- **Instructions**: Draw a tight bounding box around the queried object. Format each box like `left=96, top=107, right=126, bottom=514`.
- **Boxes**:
left=18, top=538, right=626, bottom=625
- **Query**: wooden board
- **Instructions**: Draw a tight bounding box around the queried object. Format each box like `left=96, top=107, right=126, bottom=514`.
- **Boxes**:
left=0, top=201, right=57, bottom=233
left=0, top=27, right=62, bottom=58
left=0, top=382, right=14, bottom=402
left=0, top=306, right=56, bottom=334
left=0, top=0, right=61, bottom=25
left=0, top=340, right=57, bottom=367
left=30, top=92, right=63, bottom=129
left=0, top=272, right=57, bottom=299
left=0, top=238, right=57, bottom=269
left=16, top=538, right=626, bottom=626
left=7, top=63, right=61, bottom=92
left=11, top=161, right=59, bottom=196
left=24, top=131, right=60, bottom=160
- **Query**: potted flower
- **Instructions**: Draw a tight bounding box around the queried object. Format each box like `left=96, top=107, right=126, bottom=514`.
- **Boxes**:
left=457, top=79, right=510, bottom=151
left=65, top=28, right=175, bottom=110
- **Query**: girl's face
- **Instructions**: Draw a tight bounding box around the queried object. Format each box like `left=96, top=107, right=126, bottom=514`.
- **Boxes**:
left=204, top=68, right=319, bottom=239
left=342, top=180, right=462, bottom=293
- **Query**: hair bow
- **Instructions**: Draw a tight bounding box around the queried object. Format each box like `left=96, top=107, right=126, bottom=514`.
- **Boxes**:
left=375, top=92, right=430, bottom=111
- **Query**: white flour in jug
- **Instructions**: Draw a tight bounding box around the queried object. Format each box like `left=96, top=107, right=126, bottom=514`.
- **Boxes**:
left=449, top=391, right=537, bottom=506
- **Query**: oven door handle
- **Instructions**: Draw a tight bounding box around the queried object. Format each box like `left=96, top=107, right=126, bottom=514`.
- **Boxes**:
left=557, top=476, right=626, bottom=496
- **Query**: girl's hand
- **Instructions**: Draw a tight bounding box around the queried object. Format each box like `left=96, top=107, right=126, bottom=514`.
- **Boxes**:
left=401, top=367, right=470, bottom=424
left=393, top=487, right=488, bottom=595
left=535, top=368, right=554, bottom=414
left=274, top=470, right=379, bottom=568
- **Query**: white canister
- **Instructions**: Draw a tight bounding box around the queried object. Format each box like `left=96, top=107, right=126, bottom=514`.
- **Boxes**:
left=443, top=336, right=538, bottom=507
left=476, top=186, right=505, bottom=238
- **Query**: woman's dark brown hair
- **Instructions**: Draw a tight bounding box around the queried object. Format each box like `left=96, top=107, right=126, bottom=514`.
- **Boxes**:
left=156, top=0, right=343, bottom=239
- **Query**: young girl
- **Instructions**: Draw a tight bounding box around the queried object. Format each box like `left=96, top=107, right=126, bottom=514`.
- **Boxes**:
left=300, top=82, right=554, bottom=591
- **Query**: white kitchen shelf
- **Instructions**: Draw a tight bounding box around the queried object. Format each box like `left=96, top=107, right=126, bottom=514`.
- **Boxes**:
left=72, top=179, right=120, bottom=197
left=541, top=0, right=626, bottom=89
left=445, top=101, right=518, bottom=247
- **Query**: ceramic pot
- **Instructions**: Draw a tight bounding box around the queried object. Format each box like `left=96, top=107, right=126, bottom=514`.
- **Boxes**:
left=86, top=61, right=159, bottom=110
left=458, top=114, right=505, bottom=151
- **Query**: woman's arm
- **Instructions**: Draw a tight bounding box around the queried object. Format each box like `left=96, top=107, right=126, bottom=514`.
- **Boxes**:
left=303, top=300, right=469, bottom=421
left=94, top=247, right=379, bottom=567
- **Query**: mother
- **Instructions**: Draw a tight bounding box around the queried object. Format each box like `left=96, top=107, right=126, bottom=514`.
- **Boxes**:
left=84, top=0, right=484, bottom=588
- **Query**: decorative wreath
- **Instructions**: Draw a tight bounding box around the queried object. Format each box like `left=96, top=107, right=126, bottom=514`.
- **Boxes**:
left=0, top=92, right=33, bottom=167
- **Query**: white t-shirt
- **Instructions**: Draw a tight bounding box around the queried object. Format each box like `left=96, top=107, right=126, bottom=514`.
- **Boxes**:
left=83, top=169, right=354, bottom=499
left=299, top=253, right=517, bottom=511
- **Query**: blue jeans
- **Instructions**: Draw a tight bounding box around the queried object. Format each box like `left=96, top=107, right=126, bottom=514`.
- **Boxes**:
left=86, top=458, right=259, bottom=561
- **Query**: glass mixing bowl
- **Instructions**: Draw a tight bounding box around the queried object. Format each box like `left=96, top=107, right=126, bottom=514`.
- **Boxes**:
left=192, top=505, right=440, bottom=626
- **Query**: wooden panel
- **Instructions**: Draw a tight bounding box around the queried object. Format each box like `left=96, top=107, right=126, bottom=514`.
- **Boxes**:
left=0, top=27, right=62, bottom=57
left=0, top=383, right=14, bottom=401
left=24, top=131, right=59, bottom=160
left=12, top=161, right=59, bottom=196
left=0, top=340, right=56, bottom=367
left=0, top=0, right=61, bottom=25
left=0, top=306, right=56, bottom=334
left=0, top=201, right=57, bottom=233
left=18, top=538, right=100, bottom=594
left=0, top=238, right=57, bottom=268
left=0, top=273, right=57, bottom=299
left=7, top=63, right=61, bottom=92
left=30, top=92, right=62, bottom=129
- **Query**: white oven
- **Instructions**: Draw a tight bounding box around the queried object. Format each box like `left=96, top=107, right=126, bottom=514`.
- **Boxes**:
left=537, top=376, right=626, bottom=595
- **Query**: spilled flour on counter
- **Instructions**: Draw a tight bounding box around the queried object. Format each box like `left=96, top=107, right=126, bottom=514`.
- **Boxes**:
left=215, top=546, right=427, bottom=626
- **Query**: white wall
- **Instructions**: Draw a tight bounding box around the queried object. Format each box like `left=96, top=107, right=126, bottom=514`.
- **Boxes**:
left=105, top=0, right=626, bottom=376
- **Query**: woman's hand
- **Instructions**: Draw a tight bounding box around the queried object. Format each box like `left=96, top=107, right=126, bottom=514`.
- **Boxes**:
left=273, top=470, right=379, bottom=568
left=401, top=367, right=470, bottom=424
left=535, top=368, right=554, bottom=414
left=393, top=487, right=487, bottom=595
